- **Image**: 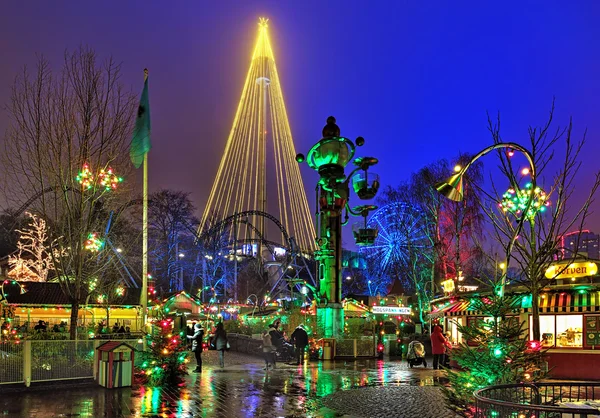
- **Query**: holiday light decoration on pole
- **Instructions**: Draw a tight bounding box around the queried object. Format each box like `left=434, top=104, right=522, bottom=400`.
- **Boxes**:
left=435, top=142, right=537, bottom=298
left=296, top=116, right=380, bottom=339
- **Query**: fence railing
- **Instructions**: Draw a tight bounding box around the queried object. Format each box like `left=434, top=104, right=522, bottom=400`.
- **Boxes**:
left=335, top=337, right=376, bottom=358
left=474, top=382, right=600, bottom=417
left=0, top=339, right=145, bottom=387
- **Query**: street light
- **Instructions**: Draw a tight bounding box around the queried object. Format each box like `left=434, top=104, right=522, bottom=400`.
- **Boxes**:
left=435, top=142, right=535, bottom=202
left=435, top=142, right=536, bottom=297
left=296, top=116, right=380, bottom=338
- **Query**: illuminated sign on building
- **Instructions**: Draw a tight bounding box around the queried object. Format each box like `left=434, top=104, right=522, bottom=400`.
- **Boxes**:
left=545, top=262, right=598, bottom=279
left=371, top=306, right=412, bottom=315
left=441, top=279, right=455, bottom=294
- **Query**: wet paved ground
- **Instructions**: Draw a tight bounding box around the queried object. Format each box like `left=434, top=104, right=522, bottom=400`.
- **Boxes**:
left=0, top=351, right=458, bottom=417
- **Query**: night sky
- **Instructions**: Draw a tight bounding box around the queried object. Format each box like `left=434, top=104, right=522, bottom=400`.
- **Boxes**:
left=1, top=1, right=599, bottom=244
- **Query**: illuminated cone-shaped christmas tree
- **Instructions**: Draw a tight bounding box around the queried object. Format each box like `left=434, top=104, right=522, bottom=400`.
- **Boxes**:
left=199, top=18, right=315, bottom=251
left=138, top=314, right=189, bottom=386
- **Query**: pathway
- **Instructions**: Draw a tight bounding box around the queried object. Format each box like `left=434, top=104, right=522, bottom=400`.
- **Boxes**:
left=0, top=352, right=458, bottom=417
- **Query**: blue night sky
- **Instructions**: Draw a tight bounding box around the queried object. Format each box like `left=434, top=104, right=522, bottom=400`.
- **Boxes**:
left=1, top=1, right=599, bottom=244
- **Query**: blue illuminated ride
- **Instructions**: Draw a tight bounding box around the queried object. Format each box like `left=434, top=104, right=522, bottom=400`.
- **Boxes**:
left=359, top=202, right=430, bottom=275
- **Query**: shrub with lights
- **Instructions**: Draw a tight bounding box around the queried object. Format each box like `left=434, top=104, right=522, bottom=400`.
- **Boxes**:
left=442, top=295, right=547, bottom=416
left=138, top=312, right=189, bottom=386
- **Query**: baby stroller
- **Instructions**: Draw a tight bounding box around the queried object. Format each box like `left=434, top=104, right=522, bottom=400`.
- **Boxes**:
left=276, top=340, right=296, bottom=362
left=407, top=341, right=427, bottom=368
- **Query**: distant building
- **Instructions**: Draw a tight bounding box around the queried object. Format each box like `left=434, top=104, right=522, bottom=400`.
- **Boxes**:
left=563, top=230, right=600, bottom=260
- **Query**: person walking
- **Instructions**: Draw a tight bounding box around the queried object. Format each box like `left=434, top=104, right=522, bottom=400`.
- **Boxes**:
left=187, top=323, right=204, bottom=373
left=431, top=325, right=451, bottom=370
left=214, top=322, right=228, bottom=368
left=267, top=322, right=283, bottom=368
left=290, top=324, right=309, bottom=366
left=262, top=328, right=275, bottom=370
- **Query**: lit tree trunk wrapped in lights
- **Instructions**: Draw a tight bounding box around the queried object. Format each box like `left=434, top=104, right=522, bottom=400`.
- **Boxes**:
left=8, top=212, right=58, bottom=282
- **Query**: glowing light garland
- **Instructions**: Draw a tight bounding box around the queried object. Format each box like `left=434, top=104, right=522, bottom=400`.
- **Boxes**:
left=499, top=182, right=550, bottom=221
left=84, top=233, right=104, bottom=252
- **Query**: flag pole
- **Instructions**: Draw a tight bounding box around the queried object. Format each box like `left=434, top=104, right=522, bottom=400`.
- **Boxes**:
left=141, top=68, right=149, bottom=330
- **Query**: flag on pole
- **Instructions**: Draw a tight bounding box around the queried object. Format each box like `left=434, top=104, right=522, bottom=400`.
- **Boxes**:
left=130, top=70, right=151, bottom=168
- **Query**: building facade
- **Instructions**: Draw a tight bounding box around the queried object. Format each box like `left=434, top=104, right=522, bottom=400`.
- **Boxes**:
left=563, top=230, right=600, bottom=260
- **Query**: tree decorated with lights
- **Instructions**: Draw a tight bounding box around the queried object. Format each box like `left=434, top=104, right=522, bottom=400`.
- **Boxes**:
left=482, top=103, right=600, bottom=341
left=1, top=48, right=136, bottom=338
left=8, top=212, right=57, bottom=282
left=139, top=313, right=188, bottom=386
left=442, top=295, right=547, bottom=416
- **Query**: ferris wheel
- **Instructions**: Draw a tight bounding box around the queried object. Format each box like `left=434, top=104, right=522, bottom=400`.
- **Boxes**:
left=359, top=202, right=431, bottom=274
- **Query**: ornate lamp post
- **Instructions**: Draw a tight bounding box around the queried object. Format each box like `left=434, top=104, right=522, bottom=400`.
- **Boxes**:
left=435, top=142, right=537, bottom=296
left=296, top=116, right=380, bottom=338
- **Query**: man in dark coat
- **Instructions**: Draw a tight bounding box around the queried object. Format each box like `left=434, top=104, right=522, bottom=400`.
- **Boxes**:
left=290, top=324, right=309, bottom=365
left=187, top=323, right=204, bottom=373
left=267, top=322, right=284, bottom=367
left=269, top=322, right=284, bottom=349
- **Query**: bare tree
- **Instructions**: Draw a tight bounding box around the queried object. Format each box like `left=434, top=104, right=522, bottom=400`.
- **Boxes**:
left=440, top=153, right=485, bottom=284
left=195, top=217, right=233, bottom=302
left=1, top=48, right=136, bottom=338
left=480, top=102, right=600, bottom=340
left=148, top=190, right=199, bottom=293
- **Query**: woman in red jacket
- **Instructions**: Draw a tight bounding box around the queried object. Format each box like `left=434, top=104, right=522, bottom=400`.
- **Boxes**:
left=430, top=325, right=451, bottom=370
